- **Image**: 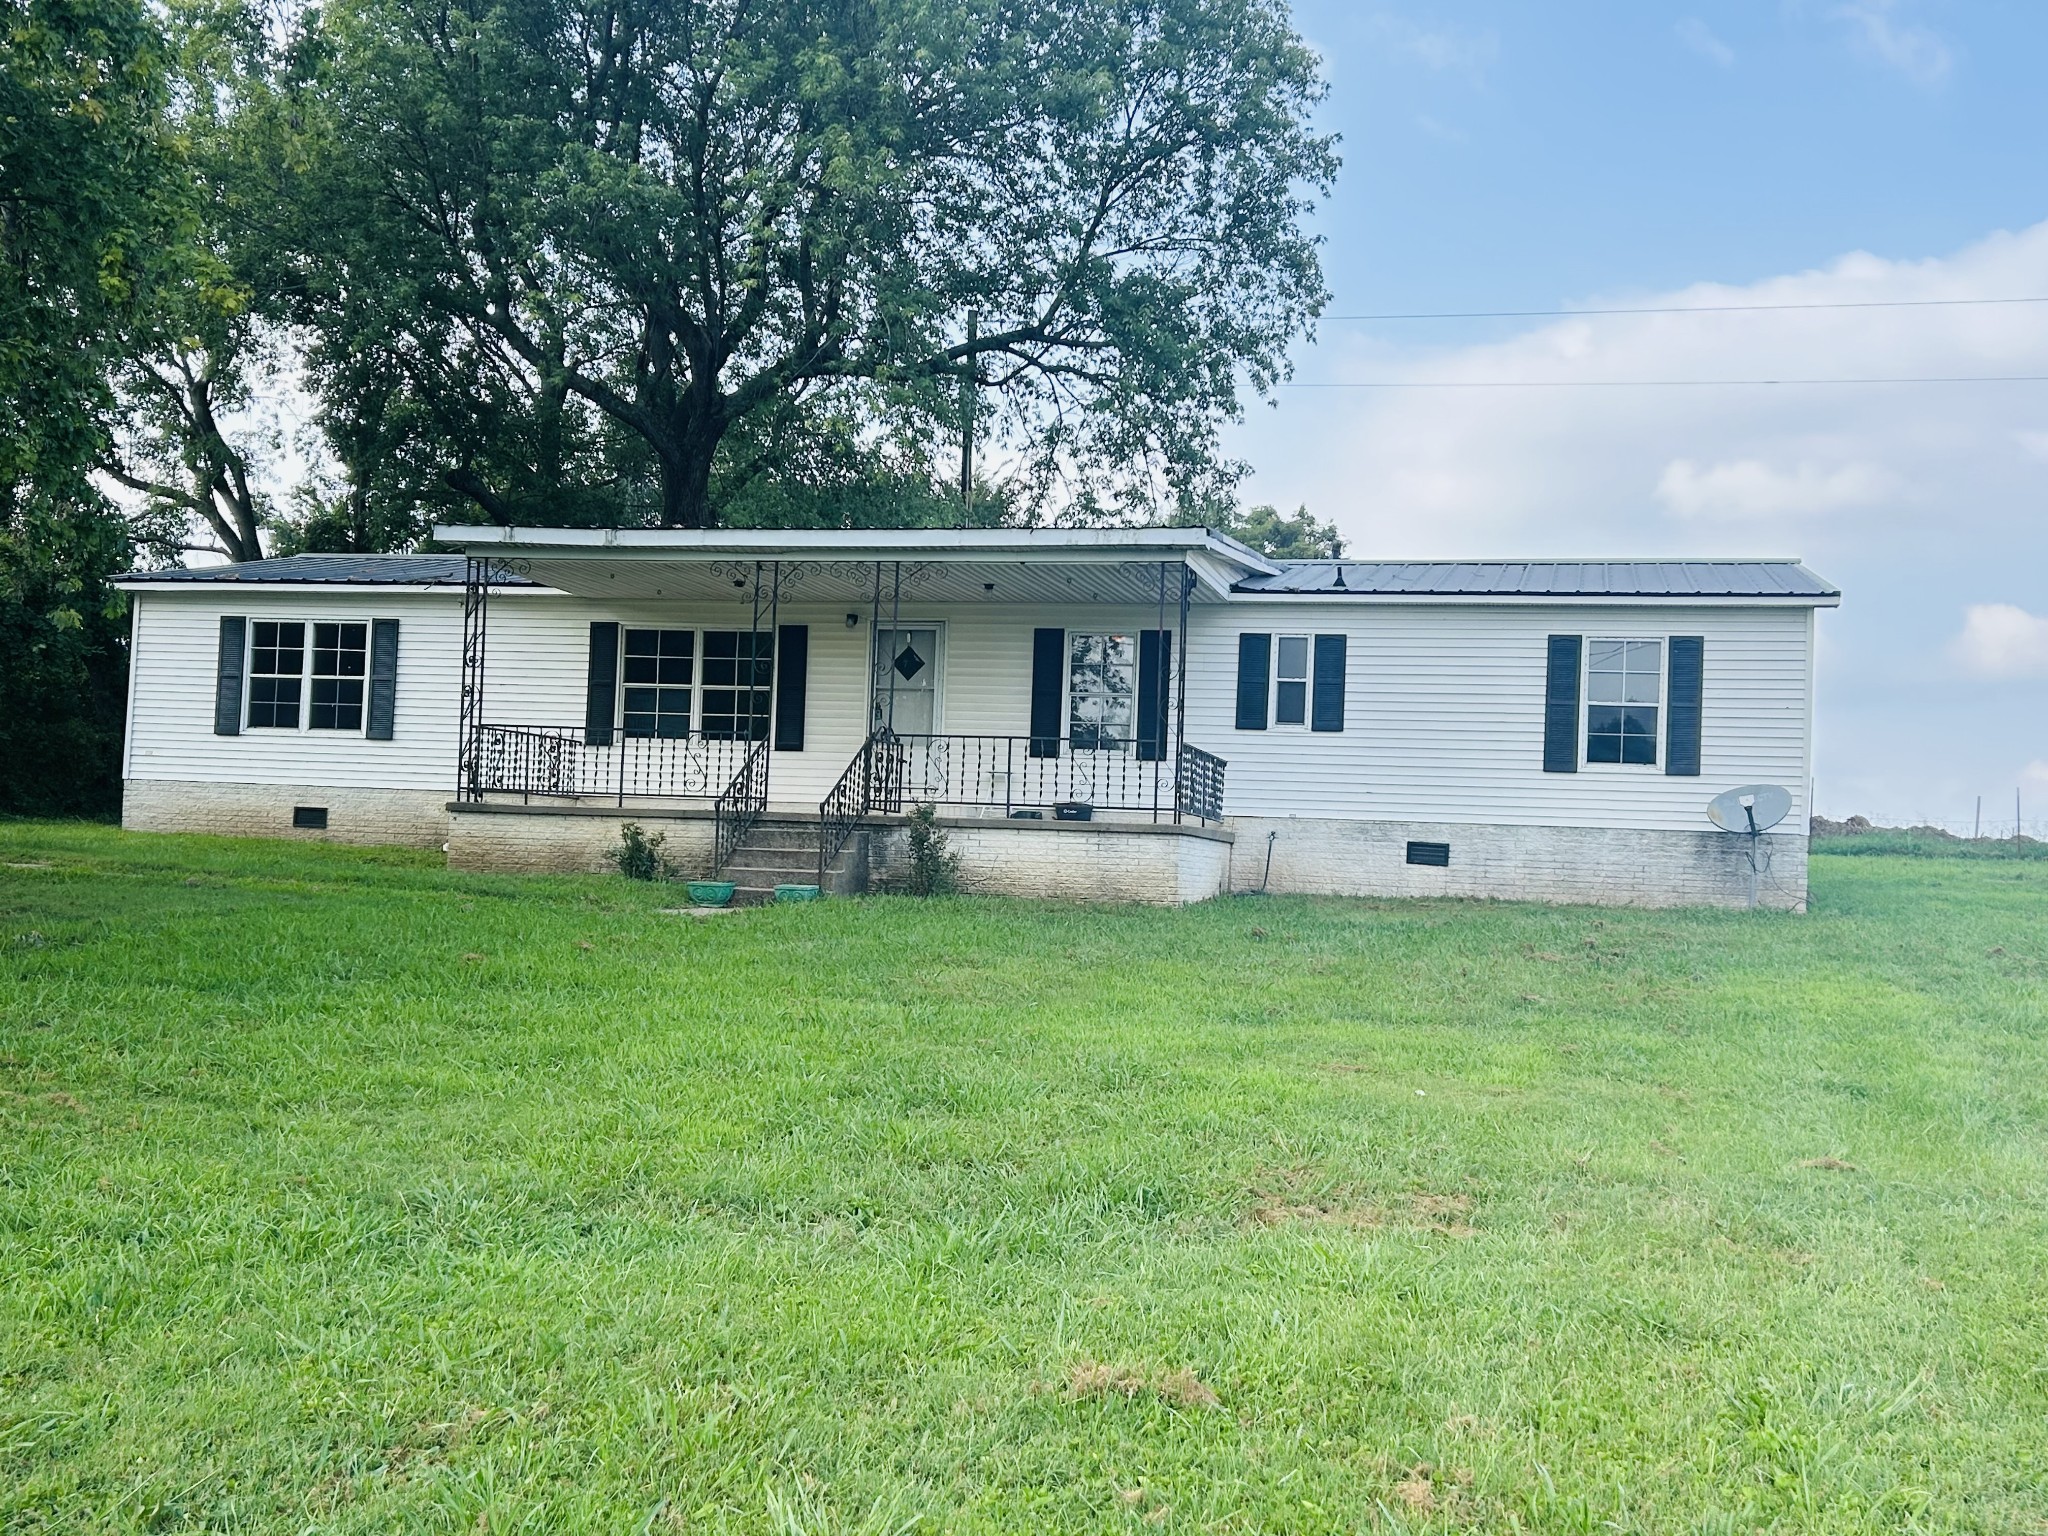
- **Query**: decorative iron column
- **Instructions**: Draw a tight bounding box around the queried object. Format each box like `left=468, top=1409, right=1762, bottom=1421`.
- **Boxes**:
left=1173, top=563, right=1193, bottom=823
left=883, top=559, right=903, bottom=732
left=457, top=555, right=490, bottom=801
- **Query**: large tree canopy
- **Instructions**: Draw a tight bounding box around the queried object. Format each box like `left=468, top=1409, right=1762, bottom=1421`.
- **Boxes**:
left=285, top=0, right=1337, bottom=528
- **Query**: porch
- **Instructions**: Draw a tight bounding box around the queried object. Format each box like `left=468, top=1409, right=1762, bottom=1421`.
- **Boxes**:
left=439, top=526, right=1243, bottom=899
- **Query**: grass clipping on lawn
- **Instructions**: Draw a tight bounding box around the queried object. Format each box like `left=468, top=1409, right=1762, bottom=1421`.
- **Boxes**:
left=1, top=823, right=2045, bottom=1532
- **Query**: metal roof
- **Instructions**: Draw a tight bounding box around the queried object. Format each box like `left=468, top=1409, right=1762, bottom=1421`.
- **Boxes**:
left=118, top=554, right=535, bottom=586
left=1236, top=559, right=1839, bottom=599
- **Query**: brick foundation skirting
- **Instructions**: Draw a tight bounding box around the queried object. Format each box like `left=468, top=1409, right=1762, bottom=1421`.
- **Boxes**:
left=122, top=779, right=452, bottom=848
left=1223, top=816, right=1808, bottom=910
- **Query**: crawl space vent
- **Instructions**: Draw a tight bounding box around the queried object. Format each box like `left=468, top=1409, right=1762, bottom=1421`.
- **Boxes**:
left=1405, top=840, right=1450, bottom=867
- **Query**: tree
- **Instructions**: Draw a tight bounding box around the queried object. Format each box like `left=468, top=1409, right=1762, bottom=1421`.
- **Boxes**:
left=283, top=0, right=1337, bottom=529
left=101, top=0, right=298, bottom=563
left=0, top=0, right=184, bottom=814
left=1179, top=500, right=1343, bottom=559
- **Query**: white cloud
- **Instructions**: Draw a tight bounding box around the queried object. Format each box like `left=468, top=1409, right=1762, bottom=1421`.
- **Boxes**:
left=1366, top=16, right=1498, bottom=78
left=1226, top=219, right=2048, bottom=821
left=1951, top=604, right=2048, bottom=679
left=1656, top=458, right=1900, bottom=521
left=1675, top=18, right=1735, bottom=67
left=1832, top=1, right=1953, bottom=87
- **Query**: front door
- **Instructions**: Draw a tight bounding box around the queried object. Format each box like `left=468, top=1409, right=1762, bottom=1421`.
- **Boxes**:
left=873, top=626, right=941, bottom=735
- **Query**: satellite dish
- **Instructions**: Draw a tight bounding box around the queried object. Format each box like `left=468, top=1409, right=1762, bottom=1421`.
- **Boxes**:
left=1707, top=784, right=1792, bottom=836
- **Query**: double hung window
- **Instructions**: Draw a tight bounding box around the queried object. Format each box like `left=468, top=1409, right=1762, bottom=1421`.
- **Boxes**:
left=700, top=630, right=773, bottom=740
left=247, top=621, right=305, bottom=728
left=309, top=623, right=368, bottom=730
left=622, top=628, right=694, bottom=738
left=1585, top=639, right=1662, bottom=765
left=1274, top=636, right=1310, bottom=725
left=246, top=620, right=369, bottom=731
left=1067, top=633, right=1135, bottom=750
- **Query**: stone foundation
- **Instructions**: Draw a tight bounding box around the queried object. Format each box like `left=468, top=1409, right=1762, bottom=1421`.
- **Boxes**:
left=122, top=779, right=451, bottom=848
left=1224, top=816, right=1807, bottom=910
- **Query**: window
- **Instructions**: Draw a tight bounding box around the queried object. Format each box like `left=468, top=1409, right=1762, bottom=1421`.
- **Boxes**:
left=622, top=628, right=694, bottom=738
left=1586, top=639, right=1662, bottom=765
left=1068, top=633, right=1134, bottom=750
left=309, top=622, right=367, bottom=730
left=700, top=630, right=772, bottom=740
left=1274, top=635, right=1310, bottom=725
left=247, top=621, right=305, bottom=728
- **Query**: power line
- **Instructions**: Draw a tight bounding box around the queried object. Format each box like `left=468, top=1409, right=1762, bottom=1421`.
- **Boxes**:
left=1279, top=374, right=2048, bottom=389
left=1324, top=296, right=2048, bottom=321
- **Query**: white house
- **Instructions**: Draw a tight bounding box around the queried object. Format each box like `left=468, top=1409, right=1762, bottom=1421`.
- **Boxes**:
left=115, top=526, right=1839, bottom=908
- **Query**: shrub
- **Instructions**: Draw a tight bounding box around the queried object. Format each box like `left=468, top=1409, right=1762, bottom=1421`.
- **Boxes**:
left=609, top=822, right=678, bottom=881
left=902, top=803, right=961, bottom=896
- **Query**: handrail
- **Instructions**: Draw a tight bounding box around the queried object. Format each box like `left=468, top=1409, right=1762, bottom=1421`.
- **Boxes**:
left=817, top=727, right=901, bottom=883
left=712, top=735, right=772, bottom=874
left=816, top=730, right=1226, bottom=878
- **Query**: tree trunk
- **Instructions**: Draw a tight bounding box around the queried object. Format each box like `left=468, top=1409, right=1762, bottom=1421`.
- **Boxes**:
left=659, top=401, right=724, bottom=528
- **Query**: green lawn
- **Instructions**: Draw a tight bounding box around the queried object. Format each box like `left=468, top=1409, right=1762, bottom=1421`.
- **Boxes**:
left=2, top=822, right=2044, bottom=1534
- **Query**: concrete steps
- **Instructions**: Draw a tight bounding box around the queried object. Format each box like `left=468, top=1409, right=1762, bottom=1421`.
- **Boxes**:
left=719, top=820, right=865, bottom=903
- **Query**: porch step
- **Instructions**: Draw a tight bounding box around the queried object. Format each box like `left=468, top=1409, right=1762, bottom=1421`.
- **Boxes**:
left=718, top=819, right=867, bottom=902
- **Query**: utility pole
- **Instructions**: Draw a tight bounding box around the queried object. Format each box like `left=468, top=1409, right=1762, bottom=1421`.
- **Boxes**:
left=959, top=309, right=977, bottom=524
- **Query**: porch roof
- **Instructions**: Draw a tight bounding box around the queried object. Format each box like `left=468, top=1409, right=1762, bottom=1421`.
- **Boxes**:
left=431, top=524, right=1270, bottom=605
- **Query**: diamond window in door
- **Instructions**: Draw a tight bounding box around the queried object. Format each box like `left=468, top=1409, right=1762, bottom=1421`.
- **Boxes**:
left=1586, top=638, right=1662, bottom=765
left=1068, top=633, right=1134, bottom=751
left=622, top=628, right=694, bottom=738
left=872, top=628, right=939, bottom=734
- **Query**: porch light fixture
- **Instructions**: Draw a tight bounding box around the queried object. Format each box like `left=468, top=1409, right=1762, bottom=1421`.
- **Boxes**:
left=845, top=613, right=860, bottom=628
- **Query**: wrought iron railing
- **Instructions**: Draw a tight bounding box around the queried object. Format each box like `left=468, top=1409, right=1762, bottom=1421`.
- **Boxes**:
left=816, top=731, right=1228, bottom=876
left=467, top=724, right=763, bottom=804
left=713, top=736, right=772, bottom=873
left=874, top=733, right=1193, bottom=818
left=818, top=728, right=902, bottom=882
left=1175, top=742, right=1226, bottom=824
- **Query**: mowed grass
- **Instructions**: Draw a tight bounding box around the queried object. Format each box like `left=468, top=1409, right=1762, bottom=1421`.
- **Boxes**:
left=2, top=823, right=2045, bottom=1534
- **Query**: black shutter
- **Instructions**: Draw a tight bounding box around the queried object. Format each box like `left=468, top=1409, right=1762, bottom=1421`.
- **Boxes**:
left=774, top=624, right=809, bottom=751
left=1667, top=635, right=1704, bottom=776
left=1235, top=633, right=1271, bottom=730
left=1311, top=634, right=1346, bottom=732
left=1137, top=629, right=1172, bottom=760
left=366, top=619, right=400, bottom=741
left=1028, top=627, right=1064, bottom=757
left=214, top=615, right=245, bottom=736
left=584, top=621, right=619, bottom=746
left=1543, top=634, right=1582, bottom=773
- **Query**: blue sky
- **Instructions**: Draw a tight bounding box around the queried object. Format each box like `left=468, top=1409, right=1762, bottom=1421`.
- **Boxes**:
left=1225, top=0, right=2048, bottom=826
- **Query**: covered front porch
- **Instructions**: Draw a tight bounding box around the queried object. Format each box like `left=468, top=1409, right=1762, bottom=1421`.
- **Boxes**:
left=439, top=526, right=1247, bottom=898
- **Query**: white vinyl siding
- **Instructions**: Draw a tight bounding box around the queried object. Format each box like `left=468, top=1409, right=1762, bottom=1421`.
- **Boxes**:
left=126, top=592, right=459, bottom=792
left=1187, top=602, right=1813, bottom=835
left=127, top=587, right=1816, bottom=835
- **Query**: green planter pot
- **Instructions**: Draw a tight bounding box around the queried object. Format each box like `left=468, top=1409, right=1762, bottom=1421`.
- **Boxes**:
left=685, top=880, right=736, bottom=907
left=773, top=884, right=822, bottom=904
